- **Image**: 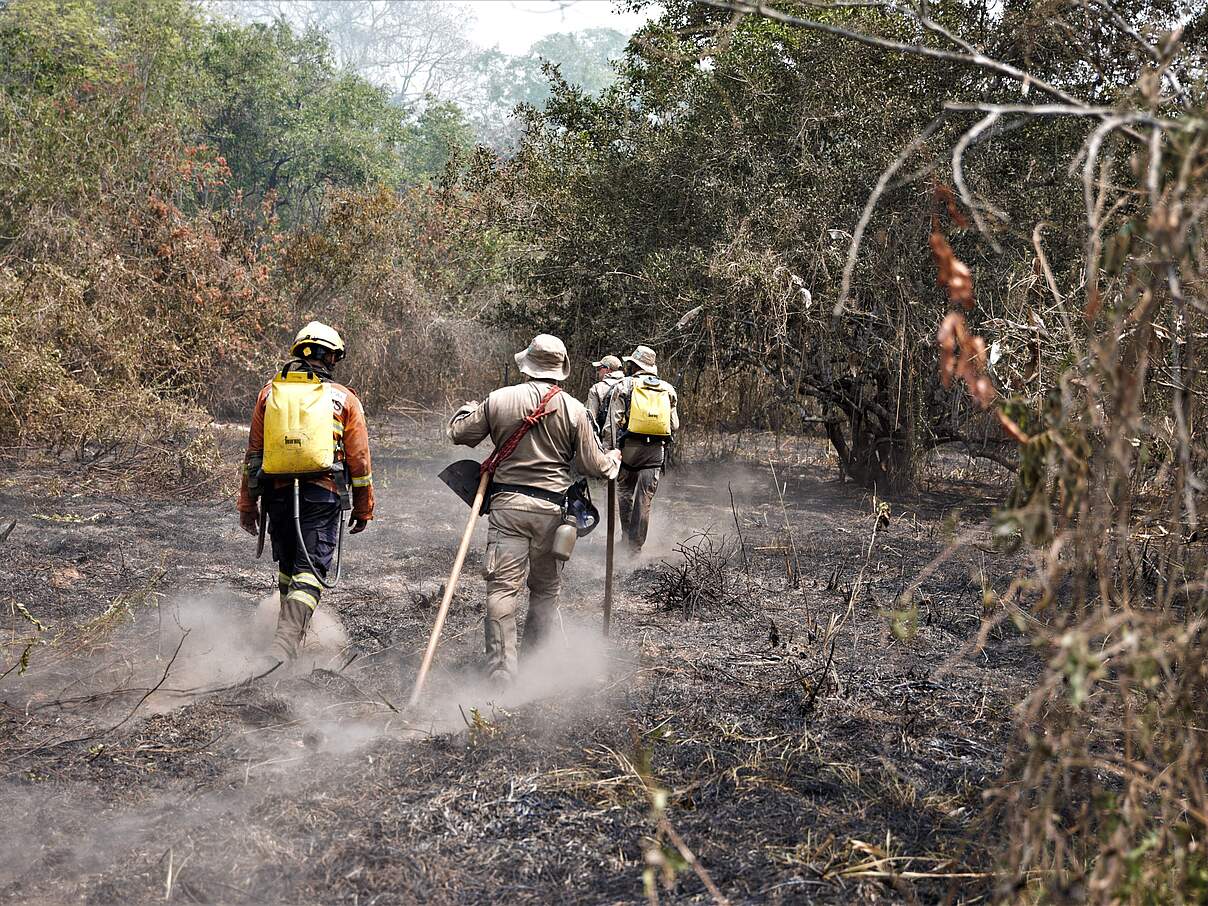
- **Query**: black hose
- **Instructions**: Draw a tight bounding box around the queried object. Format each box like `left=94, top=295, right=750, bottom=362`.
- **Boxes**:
left=293, top=478, right=344, bottom=589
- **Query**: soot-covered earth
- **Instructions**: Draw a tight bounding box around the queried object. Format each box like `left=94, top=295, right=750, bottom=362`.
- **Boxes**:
left=0, top=424, right=1033, bottom=904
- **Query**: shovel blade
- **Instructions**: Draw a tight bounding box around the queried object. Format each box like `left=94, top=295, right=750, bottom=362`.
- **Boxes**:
left=255, top=510, right=267, bottom=559
left=439, top=459, right=489, bottom=511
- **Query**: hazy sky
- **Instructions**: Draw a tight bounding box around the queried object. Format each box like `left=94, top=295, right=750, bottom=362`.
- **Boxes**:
left=466, top=1, right=657, bottom=54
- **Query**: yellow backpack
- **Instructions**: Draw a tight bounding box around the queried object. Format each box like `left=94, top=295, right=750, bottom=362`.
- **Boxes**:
left=262, top=366, right=335, bottom=475
left=626, top=376, right=674, bottom=437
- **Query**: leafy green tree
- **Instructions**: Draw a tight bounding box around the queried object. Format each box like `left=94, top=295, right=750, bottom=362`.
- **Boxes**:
left=471, top=28, right=628, bottom=149
left=479, top=0, right=1191, bottom=492
left=197, top=19, right=410, bottom=217
left=0, top=0, right=282, bottom=449
left=403, top=101, right=475, bottom=182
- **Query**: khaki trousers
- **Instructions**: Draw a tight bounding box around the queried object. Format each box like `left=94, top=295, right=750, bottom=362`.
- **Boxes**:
left=618, top=464, right=660, bottom=550
left=482, top=506, right=564, bottom=680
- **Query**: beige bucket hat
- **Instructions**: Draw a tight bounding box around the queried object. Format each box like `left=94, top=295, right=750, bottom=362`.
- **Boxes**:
left=623, top=345, right=659, bottom=376
left=515, top=334, right=571, bottom=381
left=591, top=354, right=622, bottom=371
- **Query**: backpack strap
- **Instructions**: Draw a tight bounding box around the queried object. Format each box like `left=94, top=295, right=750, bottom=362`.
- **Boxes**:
left=480, top=384, right=563, bottom=477
left=602, top=378, right=631, bottom=433
left=595, top=378, right=623, bottom=432
left=280, top=359, right=329, bottom=382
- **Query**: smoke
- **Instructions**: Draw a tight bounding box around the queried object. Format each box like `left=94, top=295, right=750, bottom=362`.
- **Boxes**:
left=0, top=591, right=354, bottom=726
left=401, top=617, right=613, bottom=737
left=2, top=457, right=763, bottom=738
left=0, top=604, right=620, bottom=902
left=567, top=461, right=773, bottom=576
left=0, top=448, right=766, bottom=901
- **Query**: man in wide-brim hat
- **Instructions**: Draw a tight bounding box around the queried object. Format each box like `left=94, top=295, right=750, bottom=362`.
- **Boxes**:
left=623, top=346, right=659, bottom=375
left=585, top=353, right=623, bottom=435
left=448, top=334, right=621, bottom=688
left=604, top=344, right=680, bottom=553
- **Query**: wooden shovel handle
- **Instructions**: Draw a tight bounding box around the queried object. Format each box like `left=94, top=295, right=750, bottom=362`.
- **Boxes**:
left=408, top=471, right=490, bottom=708
left=604, top=478, right=616, bottom=636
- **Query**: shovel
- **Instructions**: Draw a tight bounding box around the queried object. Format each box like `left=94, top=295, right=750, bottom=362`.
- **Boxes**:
left=438, top=458, right=492, bottom=512
left=255, top=506, right=267, bottom=559
left=408, top=463, right=490, bottom=708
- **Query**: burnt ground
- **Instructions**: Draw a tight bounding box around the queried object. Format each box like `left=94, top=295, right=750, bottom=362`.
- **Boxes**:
left=0, top=423, right=1034, bottom=905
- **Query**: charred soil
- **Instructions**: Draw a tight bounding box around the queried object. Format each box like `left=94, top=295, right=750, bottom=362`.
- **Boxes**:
left=0, top=424, right=1034, bottom=904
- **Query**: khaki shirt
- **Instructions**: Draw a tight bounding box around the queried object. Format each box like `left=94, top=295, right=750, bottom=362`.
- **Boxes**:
left=605, top=375, right=680, bottom=468
left=585, top=372, right=623, bottom=430
left=449, top=380, right=619, bottom=513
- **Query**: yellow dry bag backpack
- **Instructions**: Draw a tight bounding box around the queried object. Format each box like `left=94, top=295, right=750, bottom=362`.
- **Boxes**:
left=626, top=376, right=674, bottom=438
left=262, top=364, right=335, bottom=476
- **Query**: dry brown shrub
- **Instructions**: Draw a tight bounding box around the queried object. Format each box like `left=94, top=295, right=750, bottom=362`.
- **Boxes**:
left=0, top=32, right=283, bottom=478
left=993, top=609, right=1208, bottom=903
left=268, top=186, right=514, bottom=414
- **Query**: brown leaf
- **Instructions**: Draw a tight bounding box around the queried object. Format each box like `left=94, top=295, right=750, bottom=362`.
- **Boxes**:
left=930, top=231, right=975, bottom=310
left=933, top=184, right=969, bottom=228
left=935, top=312, right=999, bottom=410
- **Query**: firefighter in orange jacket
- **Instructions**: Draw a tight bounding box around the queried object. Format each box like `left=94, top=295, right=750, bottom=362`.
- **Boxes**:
left=237, top=322, right=375, bottom=664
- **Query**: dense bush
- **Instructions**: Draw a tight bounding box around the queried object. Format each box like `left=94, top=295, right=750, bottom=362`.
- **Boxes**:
left=0, top=0, right=495, bottom=460
left=263, top=183, right=512, bottom=415
left=0, top=0, right=281, bottom=450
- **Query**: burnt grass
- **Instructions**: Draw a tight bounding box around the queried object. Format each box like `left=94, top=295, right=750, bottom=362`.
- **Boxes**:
left=0, top=424, right=1035, bottom=904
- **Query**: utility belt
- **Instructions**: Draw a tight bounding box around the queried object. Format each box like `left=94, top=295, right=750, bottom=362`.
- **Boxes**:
left=618, top=431, right=671, bottom=447
left=489, top=482, right=567, bottom=507
left=246, top=453, right=352, bottom=512
left=618, top=432, right=670, bottom=474
left=487, top=479, right=600, bottom=536
left=620, top=461, right=664, bottom=474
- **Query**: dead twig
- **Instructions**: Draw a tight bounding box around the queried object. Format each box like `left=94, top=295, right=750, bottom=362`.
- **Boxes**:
left=659, top=816, right=733, bottom=906
left=728, top=482, right=750, bottom=575
left=106, top=629, right=189, bottom=733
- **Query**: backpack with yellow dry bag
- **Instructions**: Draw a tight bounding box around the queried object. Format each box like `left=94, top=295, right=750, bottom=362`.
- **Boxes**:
left=249, top=360, right=352, bottom=588
left=622, top=375, right=675, bottom=441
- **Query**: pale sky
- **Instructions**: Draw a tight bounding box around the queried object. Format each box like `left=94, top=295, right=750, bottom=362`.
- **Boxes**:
left=465, top=1, right=657, bottom=54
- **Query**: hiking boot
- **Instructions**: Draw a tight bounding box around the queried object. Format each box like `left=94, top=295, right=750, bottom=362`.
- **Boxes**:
left=268, top=596, right=313, bottom=663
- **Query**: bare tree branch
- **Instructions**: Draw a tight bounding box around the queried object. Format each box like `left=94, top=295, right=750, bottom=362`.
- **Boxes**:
left=695, top=0, right=1093, bottom=108
left=836, top=113, right=947, bottom=315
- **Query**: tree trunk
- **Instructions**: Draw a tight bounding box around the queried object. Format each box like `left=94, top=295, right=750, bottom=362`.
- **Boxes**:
left=825, top=410, right=915, bottom=496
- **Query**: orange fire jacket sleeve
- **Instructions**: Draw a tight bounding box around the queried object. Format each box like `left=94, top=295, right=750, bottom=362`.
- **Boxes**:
left=341, top=389, right=375, bottom=521
left=237, top=384, right=271, bottom=515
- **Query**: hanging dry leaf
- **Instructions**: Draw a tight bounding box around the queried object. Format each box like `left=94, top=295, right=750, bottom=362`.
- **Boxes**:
left=935, top=312, right=998, bottom=409
left=930, top=231, right=974, bottom=310
left=675, top=305, right=704, bottom=330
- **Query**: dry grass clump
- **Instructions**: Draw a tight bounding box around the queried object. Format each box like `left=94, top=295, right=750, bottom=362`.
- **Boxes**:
left=994, top=608, right=1208, bottom=903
